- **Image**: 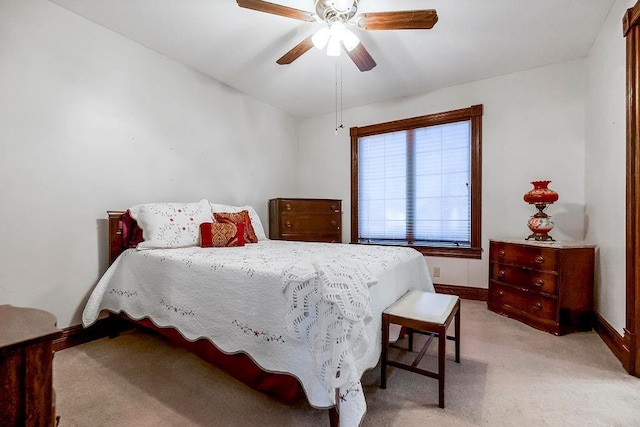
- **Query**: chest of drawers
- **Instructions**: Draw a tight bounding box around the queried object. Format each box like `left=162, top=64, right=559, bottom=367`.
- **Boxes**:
left=269, top=198, right=342, bottom=243
left=488, top=239, right=595, bottom=335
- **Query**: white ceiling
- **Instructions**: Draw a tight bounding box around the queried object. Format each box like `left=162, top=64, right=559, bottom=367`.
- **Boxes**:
left=50, top=0, right=616, bottom=118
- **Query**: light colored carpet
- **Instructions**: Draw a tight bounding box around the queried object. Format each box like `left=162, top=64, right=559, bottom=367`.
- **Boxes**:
left=53, top=300, right=640, bottom=426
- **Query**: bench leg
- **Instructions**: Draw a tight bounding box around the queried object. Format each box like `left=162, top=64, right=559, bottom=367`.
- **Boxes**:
left=438, top=325, right=446, bottom=408
left=381, top=313, right=389, bottom=389
left=454, top=304, right=461, bottom=363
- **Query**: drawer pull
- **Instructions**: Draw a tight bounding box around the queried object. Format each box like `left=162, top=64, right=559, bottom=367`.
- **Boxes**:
left=285, top=204, right=291, bottom=211
left=533, top=279, right=544, bottom=287
left=497, top=270, right=506, bottom=279
left=285, top=221, right=292, bottom=228
left=532, top=302, right=543, bottom=311
left=534, top=255, right=545, bottom=264
left=330, top=204, right=338, bottom=211
left=330, top=220, right=337, bottom=227
left=497, top=250, right=505, bottom=258
left=497, top=290, right=504, bottom=297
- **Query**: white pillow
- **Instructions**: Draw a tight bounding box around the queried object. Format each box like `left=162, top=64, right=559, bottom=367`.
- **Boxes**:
left=129, top=199, right=212, bottom=250
left=209, top=203, right=267, bottom=240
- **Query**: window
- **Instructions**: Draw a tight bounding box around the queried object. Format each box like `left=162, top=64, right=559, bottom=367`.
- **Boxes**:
left=350, top=105, right=482, bottom=258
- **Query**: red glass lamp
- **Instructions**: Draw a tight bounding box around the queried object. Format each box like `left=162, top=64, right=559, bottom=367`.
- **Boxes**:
left=523, top=180, right=559, bottom=241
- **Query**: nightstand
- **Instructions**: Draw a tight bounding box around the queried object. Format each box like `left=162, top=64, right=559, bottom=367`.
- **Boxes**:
left=488, top=239, right=595, bottom=335
left=0, top=305, right=62, bottom=426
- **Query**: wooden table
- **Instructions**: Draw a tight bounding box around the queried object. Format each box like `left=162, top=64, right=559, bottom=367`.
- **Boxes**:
left=0, top=304, right=62, bottom=426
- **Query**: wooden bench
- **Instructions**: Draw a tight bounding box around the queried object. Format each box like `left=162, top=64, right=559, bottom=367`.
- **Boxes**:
left=381, top=291, right=461, bottom=408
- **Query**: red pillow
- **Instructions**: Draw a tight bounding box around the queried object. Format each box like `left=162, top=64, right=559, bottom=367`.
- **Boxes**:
left=122, top=210, right=144, bottom=248
left=200, top=222, right=245, bottom=248
left=213, top=210, right=258, bottom=243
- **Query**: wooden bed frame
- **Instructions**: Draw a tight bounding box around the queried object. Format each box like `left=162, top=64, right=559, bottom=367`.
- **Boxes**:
left=106, top=211, right=339, bottom=425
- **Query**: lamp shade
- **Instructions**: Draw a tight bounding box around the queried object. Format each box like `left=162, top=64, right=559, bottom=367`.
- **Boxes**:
left=523, top=180, right=559, bottom=204
left=327, top=36, right=341, bottom=56
left=312, top=28, right=331, bottom=49
left=342, top=29, right=360, bottom=51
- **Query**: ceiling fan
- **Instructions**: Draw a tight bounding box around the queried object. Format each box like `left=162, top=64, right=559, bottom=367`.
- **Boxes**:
left=236, top=0, right=438, bottom=72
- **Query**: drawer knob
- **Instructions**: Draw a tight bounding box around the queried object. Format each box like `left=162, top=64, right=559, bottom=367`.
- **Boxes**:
left=534, top=255, right=545, bottom=264
left=497, top=270, right=506, bottom=279
left=532, top=302, right=543, bottom=311
left=533, top=279, right=544, bottom=287
left=285, top=204, right=291, bottom=211
left=497, top=250, right=505, bottom=257
left=330, top=220, right=337, bottom=227
left=330, top=204, right=338, bottom=211
left=497, top=290, right=504, bottom=297
left=285, top=221, right=292, bottom=228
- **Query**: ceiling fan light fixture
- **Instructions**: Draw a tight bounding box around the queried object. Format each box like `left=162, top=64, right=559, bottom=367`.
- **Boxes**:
left=327, top=36, right=341, bottom=56
left=331, top=0, right=354, bottom=13
left=312, top=27, right=331, bottom=49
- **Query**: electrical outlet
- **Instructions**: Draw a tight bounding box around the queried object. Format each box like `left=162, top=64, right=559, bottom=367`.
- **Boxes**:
left=433, top=266, right=441, bottom=278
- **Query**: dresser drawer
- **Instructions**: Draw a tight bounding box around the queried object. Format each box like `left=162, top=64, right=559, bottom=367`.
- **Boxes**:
left=490, top=242, right=558, bottom=272
left=489, top=282, right=557, bottom=321
left=490, top=264, right=558, bottom=296
left=280, top=213, right=341, bottom=233
left=280, top=233, right=341, bottom=243
left=277, top=199, right=341, bottom=213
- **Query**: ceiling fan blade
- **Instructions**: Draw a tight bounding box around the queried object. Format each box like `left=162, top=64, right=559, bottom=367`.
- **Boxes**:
left=344, top=42, right=376, bottom=72
left=277, top=36, right=314, bottom=65
left=358, top=10, right=438, bottom=30
left=236, top=0, right=315, bottom=21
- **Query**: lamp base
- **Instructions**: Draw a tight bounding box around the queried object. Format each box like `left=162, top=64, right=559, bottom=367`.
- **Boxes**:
left=526, top=233, right=555, bottom=242
left=526, top=206, right=555, bottom=242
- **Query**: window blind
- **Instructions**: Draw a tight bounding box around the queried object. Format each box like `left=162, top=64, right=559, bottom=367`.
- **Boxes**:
left=358, top=120, right=471, bottom=245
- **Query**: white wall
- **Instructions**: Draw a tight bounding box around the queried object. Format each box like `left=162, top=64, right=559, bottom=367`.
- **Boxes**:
left=585, top=0, right=632, bottom=334
left=0, top=0, right=299, bottom=327
left=299, top=60, right=588, bottom=288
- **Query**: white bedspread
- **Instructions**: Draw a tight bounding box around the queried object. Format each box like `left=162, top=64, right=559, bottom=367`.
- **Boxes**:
left=83, top=240, right=434, bottom=426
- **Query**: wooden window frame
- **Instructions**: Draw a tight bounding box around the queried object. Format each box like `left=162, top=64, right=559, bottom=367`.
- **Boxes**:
left=350, top=104, right=483, bottom=259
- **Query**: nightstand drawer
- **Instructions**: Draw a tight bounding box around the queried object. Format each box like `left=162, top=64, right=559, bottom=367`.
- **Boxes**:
left=489, top=283, right=557, bottom=321
left=490, top=242, right=558, bottom=272
left=490, top=264, right=558, bottom=296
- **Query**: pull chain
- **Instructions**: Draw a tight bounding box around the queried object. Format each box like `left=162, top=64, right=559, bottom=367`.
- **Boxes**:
left=335, top=57, right=344, bottom=135
left=335, top=59, right=338, bottom=134
left=340, top=58, right=344, bottom=129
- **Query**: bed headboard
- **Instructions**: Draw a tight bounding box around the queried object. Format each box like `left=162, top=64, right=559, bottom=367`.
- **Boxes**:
left=107, top=210, right=127, bottom=266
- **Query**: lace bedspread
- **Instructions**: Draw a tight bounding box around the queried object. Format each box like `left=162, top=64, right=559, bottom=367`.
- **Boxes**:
left=83, top=240, right=434, bottom=426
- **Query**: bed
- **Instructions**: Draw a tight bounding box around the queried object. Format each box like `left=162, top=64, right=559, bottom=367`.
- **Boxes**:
left=83, top=200, right=434, bottom=426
